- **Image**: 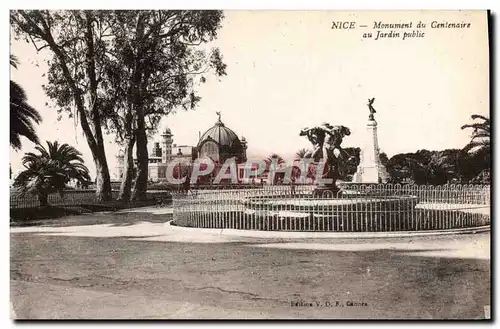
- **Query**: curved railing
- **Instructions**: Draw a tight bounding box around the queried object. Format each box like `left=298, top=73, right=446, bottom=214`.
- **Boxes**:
left=172, top=184, right=490, bottom=232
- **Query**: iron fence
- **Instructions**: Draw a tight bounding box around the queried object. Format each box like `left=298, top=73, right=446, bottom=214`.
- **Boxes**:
left=340, top=183, right=491, bottom=204
left=172, top=184, right=490, bottom=232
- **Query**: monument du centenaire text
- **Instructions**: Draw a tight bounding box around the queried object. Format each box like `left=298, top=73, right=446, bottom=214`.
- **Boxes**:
left=331, top=20, right=472, bottom=41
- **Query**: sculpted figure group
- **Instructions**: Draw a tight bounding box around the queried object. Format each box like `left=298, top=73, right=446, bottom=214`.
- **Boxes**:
left=299, top=122, right=354, bottom=196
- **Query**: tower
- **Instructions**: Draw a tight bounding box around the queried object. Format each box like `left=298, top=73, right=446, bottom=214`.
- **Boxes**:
left=352, top=100, right=390, bottom=183
left=241, top=136, right=248, bottom=162
left=161, top=128, right=174, bottom=163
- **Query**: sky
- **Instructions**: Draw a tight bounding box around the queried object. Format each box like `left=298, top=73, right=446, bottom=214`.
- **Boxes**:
left=9, top=10, right=489, bottom=179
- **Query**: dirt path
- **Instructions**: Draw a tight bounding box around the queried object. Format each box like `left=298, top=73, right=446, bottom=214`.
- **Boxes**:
left=10, top=209, right=490, bottom=319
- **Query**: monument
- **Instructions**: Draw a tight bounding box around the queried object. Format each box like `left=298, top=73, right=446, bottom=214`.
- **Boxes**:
left=300, top=123, right=354, bottom=197
left=352, top=98, right=390, bottom=183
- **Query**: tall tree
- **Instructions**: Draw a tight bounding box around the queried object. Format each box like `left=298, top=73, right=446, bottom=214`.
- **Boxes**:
left=10, top=54, right=42, bottom=150
left=11, top=10, right=114, bottom=201
left=103, top=11, right=227, bottom=200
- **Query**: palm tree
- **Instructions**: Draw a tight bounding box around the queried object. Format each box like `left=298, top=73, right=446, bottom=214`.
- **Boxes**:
left=10, top=54, right=42, bottom=150
left=294, top=148, right=309, bottom=161
left=461, top=114, right=490, bottom=153
left=10, top=54, right=18, bottom=68
left=264, top=153, right=286, bottom=185
left=13, top=141, right=91, bottom=206
left=265, top=153, right=286, bottom=168
left=292, top=148, right=313, bottom=182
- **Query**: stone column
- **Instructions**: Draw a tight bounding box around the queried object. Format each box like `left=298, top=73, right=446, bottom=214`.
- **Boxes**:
left=353, top=117, right=389, bottom=183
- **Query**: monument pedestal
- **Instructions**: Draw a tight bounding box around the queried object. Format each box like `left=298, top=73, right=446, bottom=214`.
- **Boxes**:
left=353, top=118, right=389, bottom=183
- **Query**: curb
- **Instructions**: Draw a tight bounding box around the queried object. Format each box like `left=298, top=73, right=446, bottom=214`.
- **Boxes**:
left=167, top=221, right=490, bottom=239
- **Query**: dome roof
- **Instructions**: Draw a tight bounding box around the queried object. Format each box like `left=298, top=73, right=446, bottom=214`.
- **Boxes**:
left=197, top=114, right=246, bottom=162
left=198, top=116, right=241, bottom=148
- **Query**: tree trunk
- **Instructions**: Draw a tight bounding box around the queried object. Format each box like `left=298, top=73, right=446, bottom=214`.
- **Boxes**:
left=118, top=135, right=136, bottom=201
left=131, top=115, right=148, bottom=201
left=91, top=125, right=112, bottom=202
left=94, top=155, right=113, bottom=202
left=129, top=15, right=149, bottom=202
left=88, top=123, right=112, bottom=202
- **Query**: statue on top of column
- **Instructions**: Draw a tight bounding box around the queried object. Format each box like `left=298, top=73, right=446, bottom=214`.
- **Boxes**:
left=367, top=97, right=376, bottom=120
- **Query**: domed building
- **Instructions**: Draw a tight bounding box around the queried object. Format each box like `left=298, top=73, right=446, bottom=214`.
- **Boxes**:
left=197, top=113, right=247, bottom=164
left=115, top=112, right=248, bottom=183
